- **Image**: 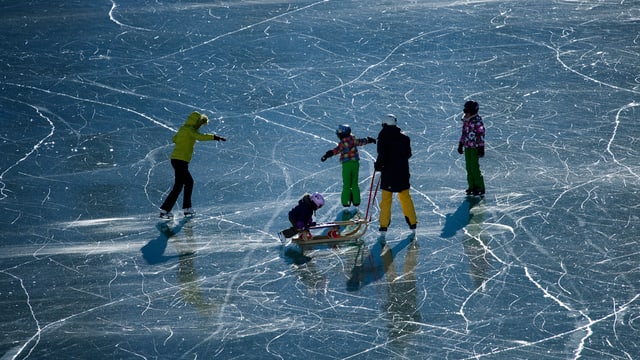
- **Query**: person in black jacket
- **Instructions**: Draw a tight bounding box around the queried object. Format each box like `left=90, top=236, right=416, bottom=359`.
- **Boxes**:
left=374, top=114, right=417, bottom=239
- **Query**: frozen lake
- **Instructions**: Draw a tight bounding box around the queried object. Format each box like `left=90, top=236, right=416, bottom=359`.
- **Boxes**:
left=1, top=0, right=639, bottom=359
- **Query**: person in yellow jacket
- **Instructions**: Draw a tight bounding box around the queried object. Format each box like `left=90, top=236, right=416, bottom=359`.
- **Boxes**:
left=159, top=111, right=226, bottom=219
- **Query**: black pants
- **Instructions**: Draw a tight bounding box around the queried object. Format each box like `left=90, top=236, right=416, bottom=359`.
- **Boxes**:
left=160, top=159, right=193, bottom=212
left=281, top=215, right=301, bottom=238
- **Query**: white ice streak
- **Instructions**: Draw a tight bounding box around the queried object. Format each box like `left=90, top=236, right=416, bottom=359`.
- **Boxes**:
left=133, top=0, right=330, bottom=64
left=462, top=289, right=640, bottom=359
left=108, top=0, right=153, bottom=32
left=0, top=104, right=55, bottom=201
left=606, top=102, right=640, bottom=178
left=2, top=82, right=176, bottom=132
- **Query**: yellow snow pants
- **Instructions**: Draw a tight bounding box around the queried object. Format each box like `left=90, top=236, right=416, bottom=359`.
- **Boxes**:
left=379, top=188, right=417, bottom=230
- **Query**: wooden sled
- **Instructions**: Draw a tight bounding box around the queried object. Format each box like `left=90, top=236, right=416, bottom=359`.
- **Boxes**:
left=287, top=171, right=380, bottom=247
left=291, top=216, right=368, bottom=246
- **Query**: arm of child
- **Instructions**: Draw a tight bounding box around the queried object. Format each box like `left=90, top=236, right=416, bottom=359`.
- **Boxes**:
left=321, top=149, right=334, bottom=162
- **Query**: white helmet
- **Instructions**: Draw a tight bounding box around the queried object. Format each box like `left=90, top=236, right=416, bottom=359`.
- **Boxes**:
left=310, top=192, right=324, bottom=208
left=382, top=114, right=397, bottom=126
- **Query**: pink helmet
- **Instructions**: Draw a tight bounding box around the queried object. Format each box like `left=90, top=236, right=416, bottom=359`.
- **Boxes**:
left=310, top=192, right=324, bottom=208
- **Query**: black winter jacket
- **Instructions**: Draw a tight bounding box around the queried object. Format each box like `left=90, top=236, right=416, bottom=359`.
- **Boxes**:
left=288, top=194, right=317, bottom=229
left=375, top=125, right=412, bottom=192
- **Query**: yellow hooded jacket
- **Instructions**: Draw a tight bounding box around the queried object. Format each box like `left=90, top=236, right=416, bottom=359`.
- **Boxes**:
left=170, top=112, right=216, bottom=163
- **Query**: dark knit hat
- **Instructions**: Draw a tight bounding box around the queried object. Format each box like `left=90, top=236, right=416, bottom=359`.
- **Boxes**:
left=464, top=101, right=479, bottom=115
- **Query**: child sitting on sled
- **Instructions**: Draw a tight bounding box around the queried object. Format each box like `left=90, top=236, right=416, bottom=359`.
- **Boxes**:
left=279, top=192, right=325, bottom=240
left=321, top=124, right=376, bottom=209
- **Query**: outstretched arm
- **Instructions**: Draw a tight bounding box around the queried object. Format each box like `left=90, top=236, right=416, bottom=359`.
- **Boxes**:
left=194, top=131, right=226, bottom=141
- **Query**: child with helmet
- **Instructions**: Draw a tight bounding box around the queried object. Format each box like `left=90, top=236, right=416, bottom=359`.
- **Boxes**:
left=321, top=124, right=376, bottom=209
left=279, top=192, right=325, bottom=240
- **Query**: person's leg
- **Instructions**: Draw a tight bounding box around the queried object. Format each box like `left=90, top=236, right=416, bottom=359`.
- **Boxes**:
left=282, top=223, right=299, bottom=238
left=475, top=157, right=485, bottom=193
left=464, top=148, right=475, bottom=191
left=476, top=168, right=485, bottom=193
left=160, top=159, right=187, bottom=212
left=465, top=148, right=484, bottom=192
left=342, top=160, right=361, bottom=207
left=341, top=162, right=352, bottom=207
left=181, top=165, right=194, bottom=209
left=398, top=189, right=417, bottom=229
left=379, top=189, right=393, bottom=230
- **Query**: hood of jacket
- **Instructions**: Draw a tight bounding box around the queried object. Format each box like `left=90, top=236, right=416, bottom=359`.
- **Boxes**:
left=169, top=112, right=214, bottom=162
left=184, top=111, right=207, bottom=127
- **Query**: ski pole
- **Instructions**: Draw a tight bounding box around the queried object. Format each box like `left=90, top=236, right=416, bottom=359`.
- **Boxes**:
left=365, top=171, right=380, bottom=222
left=369, top=175, right=380, bottom=222
left=364, top=171, right=376, bottom=221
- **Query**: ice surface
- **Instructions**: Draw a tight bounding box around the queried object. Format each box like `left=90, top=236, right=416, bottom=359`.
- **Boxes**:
left=1, top=0, right=640, bottom=359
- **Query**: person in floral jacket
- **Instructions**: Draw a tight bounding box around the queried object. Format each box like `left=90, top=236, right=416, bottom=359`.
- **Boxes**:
left=457, top=101, right=486, bottom=196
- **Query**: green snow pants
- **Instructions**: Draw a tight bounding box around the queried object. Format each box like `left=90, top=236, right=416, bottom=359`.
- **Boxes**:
left=464, top=148, right=485, bottom=192
left=341, top=160, right=361, bottom=207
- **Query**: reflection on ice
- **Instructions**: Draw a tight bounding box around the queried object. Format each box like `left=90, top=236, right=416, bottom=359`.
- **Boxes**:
left=383, top=241, right=421, bottom=345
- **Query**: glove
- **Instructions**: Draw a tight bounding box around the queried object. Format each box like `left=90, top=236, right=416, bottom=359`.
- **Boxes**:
left=457, top=143, right=463, bottom=154
left=296, top=221, right=305, bottom=231
left=214, top=135, right=226, bottom=142
left=478, top=146, right=485, bottom=157
left=320, top=150, right=333, bottom=162
left=374, top=161, right=383, bottom=172
left=366, top=136, right=376, bottom=144
left=309, top=221, right=317, bottom=227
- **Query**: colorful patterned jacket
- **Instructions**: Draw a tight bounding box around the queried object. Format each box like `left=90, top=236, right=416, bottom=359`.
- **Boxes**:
left=329, top=135, right=369, bottom=163
left=459, top=114, right=485, bottom=149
